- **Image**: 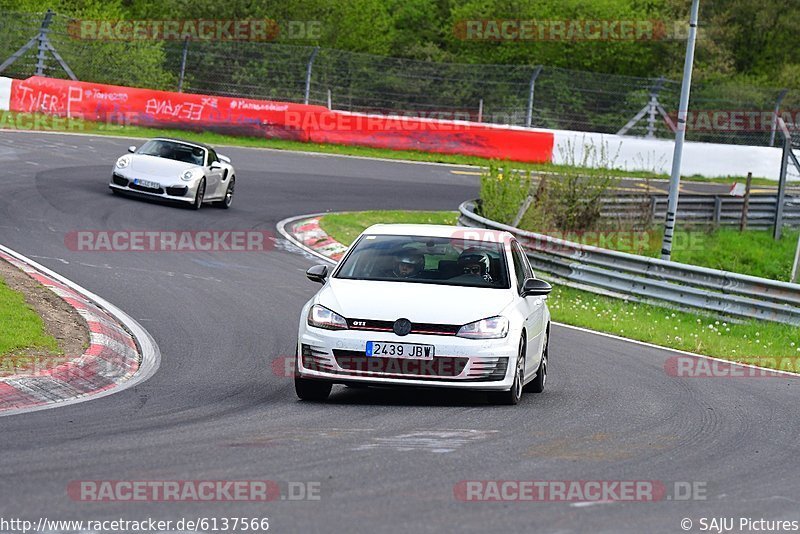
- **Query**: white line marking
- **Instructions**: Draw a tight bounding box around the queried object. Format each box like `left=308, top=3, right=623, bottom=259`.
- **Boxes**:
left=0, top=244, right=161, bottom=417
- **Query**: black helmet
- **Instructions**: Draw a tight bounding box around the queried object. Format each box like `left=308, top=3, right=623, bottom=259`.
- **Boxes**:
left=458, top=249, right=491, bottom=276
left=393, top=250, right=424, bottom=277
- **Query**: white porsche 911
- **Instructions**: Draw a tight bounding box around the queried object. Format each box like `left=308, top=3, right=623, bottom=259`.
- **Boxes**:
left=109, top=138, right=235, bottom=209
left=295, top=224, right=552, bottom=405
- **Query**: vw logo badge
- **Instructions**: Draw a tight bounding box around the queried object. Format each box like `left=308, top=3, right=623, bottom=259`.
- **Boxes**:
left=393, top=318, right=412, bottom=336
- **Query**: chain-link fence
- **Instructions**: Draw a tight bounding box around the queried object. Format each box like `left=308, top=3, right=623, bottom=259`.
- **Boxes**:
left=1, top=10, right=797, bottom=147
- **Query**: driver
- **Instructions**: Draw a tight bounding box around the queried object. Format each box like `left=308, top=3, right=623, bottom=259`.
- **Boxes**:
left=157, top=143, right=173, bottom=159
left=392, top=250, right=425, bottom=279
left=457, top=249, right=493, bottom=283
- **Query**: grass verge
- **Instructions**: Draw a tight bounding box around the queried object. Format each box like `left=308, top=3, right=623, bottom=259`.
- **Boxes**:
left=318, top=210, right=800, bottom=364
left=0, top=276, right=59, bottom=356
left=0, top=110, right=785, bottom=183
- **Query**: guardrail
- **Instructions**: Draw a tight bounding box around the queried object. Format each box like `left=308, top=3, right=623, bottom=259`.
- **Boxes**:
left=600, top=194, right=800, bottom=228
left=458, top=200, right=800, bottom=325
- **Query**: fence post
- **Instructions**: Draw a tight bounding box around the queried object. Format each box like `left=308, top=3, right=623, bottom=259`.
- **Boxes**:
left=327, top=89, right=332, bottom=109
left=739, top=172, right=752, bottom=231
left=512, top=195, right=534, bottom=228
left=478, top=99, right=483, bottom=122
left=713, top=196, right=722, bottom=226
left=177, top=37, right=189, bottom=93
left=792, top=233, right=800, bottom=284
left=769, top=89, right=789, bottom=147
left=34, top=10, right=55, bottom=76
left=304, top=47, right=320, bottom=105
left=646, top=77, right=665, bottom=138
left=650, top=196, right=658, bottom=223
left=525, top=65, right=543, bottom=128
left=774, top=136, right=789, bottom=240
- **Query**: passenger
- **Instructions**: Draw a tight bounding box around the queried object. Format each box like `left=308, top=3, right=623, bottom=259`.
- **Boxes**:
left=457, top=249, right=493, bottom=283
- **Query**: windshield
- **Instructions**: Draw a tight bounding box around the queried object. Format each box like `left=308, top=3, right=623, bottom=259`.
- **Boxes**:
left=137, top=140, right=206, bottom=166
left=334, top=234, right=510, bottom=288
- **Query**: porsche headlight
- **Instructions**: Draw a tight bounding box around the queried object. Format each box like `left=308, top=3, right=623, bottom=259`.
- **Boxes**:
left=307, top=305, right=348, bottom=330
left=180, top=170, right=196, bottom=181
left=456, top=316, right=509, bottom=339
left=115, top=156, right=130, bottom=169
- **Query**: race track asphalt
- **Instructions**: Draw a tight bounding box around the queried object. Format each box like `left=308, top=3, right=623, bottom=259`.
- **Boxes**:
left=0, top=131, right=798, bottom=533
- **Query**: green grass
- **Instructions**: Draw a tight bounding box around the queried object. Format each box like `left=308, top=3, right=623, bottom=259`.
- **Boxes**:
left=0, top=275, right=59, bottom=357
left=319, top=210, right=800, bottom=365
left=645, top=227, right=800, bottom=281
left=319, top=210, right=458, bottom=246
left=549, top=285, right=799, bottom=361
left=0, top=110, right=785, bottom=183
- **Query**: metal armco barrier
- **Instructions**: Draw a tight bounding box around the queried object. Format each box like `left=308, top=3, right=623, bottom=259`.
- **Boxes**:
left=600, top=194, right=800, bottom=228
left=458, top=200, right=800, bottom=325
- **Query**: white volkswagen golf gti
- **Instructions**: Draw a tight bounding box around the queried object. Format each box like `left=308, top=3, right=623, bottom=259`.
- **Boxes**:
left=295, top=224, right=552, bottom=405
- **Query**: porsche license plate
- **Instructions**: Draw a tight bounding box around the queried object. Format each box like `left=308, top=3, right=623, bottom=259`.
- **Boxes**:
left=134, top=178, right=160, bottom=189
left=366, top=341, right=434, bottom=360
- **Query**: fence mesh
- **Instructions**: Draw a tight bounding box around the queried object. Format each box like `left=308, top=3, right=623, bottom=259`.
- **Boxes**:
left=0, top=10, right=797, bottom=147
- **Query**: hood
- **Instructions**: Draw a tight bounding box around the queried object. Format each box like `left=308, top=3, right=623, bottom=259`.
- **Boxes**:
left=125, top=154, right=199, bottom=178
left=316, top=278, right=514, bottom=325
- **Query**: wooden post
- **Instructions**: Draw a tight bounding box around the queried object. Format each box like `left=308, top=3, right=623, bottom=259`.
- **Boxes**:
left=739, top=172, right=752, bottom=232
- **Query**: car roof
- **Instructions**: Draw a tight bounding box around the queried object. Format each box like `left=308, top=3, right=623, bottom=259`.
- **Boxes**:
left=150, top=137, right=214, bottom=151
left=362, top=224, right=514, bottom=242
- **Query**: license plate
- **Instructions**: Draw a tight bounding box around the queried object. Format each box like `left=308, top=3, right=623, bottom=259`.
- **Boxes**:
left=366, top=341, right=434, bottom=360
left=133, top=178, right=160, bottom=189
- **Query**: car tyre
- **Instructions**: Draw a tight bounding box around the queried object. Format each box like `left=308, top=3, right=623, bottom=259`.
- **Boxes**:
left=295, top=376, right=332, bottom=401
left=192, top=179, right=205, bottom=210
left=215, top=176, right=234, bottom=209
left=524, top=328, right=547, bottom=394
left=489, top=339, right=525, bottom=405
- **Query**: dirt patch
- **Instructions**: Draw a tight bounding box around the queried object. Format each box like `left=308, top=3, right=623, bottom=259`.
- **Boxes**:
left=0, top=258, right=90, bottom=376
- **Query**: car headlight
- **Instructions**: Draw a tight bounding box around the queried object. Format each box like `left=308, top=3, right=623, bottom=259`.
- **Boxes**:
left=180, top=170, right=196, bottom=181
left=115, top=156, right=130, bottom=169
left=456, top=316, right=509, bottom=339
left=307, top=305, right=348, bottom=330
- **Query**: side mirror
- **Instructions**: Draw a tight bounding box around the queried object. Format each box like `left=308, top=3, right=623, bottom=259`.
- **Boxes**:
left=218, top=154, right=231, bottom=164
left=306, top=264, right=329, bottom=284
left=127, top=145, right=136, bottom=153
left=210, top=161, right=222, bottom=170
left=522, top=278, right=551, bottom=297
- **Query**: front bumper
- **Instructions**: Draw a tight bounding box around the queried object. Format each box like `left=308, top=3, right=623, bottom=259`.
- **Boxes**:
left=109, top=172, right=196, bottom=203
left=297, top=326, right=518, bottom=390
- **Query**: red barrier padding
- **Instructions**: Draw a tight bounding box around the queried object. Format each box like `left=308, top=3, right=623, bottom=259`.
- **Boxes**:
left=8, top=76, right=555, bottom=163
left=306, top=110, right=555, bottom=162
left=8, top=76, right=323, bottom=141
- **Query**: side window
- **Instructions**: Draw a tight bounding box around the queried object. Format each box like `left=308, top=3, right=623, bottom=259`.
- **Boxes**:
left=519, top=244, right=535, bottom=279
left=207, top=148, right=218, bottom=165
left=510, top=242, right=527, bottom=291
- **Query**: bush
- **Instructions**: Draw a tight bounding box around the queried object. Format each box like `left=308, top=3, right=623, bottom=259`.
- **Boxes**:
left=520, top=137, right=622, bottom=232
left=478, top=162, right=531, bottom=225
